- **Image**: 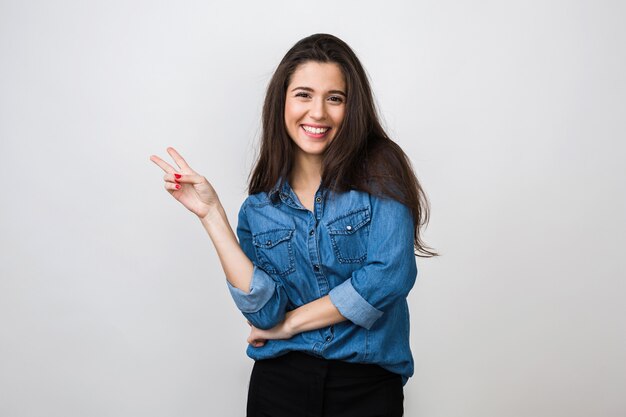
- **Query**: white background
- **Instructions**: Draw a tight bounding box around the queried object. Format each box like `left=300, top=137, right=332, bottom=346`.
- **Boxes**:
left=1, top=1, right=625, bottom=416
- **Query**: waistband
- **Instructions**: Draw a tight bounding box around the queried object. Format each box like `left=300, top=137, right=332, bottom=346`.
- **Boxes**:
left=256, top=351, right=396, bottom=379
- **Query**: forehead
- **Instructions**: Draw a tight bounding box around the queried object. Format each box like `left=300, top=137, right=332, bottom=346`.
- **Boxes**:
left=288, top=61, right=345, bottom=90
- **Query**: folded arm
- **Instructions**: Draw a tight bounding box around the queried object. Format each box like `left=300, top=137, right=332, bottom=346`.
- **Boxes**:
left=248, top=294, right=345, bottom=346
left=248, top=196, right=418, bottom=345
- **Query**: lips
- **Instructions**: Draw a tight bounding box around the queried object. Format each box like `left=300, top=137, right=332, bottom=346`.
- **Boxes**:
left=302, top=125, right=330, bottom=134
left=301, top=124, right=331, bottom=138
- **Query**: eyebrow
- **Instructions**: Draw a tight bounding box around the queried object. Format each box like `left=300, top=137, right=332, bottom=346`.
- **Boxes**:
left=291, top=86, right=347, bottom=97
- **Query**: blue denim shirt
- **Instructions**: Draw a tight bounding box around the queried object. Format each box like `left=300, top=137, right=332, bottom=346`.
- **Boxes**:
left=227, top=180, right=418, bottom=384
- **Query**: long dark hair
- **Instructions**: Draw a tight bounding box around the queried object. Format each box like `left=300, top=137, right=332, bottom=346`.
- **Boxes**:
left=249, top=33, right=437, bottom=257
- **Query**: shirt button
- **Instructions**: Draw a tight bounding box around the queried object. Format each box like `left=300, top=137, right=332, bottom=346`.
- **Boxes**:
left=315, top=196, right=322, bottom=203
left=313, top=265, right=320, bottom=272
left=309, top=229, right=315, bottom=236
left=346, top=225, right=352, bottom=231
left=325, top=336, right=331, bottom=342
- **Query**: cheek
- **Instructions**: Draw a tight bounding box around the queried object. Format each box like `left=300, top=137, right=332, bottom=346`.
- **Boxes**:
left=285, top=103, right=303, bottom=124
left=332, top=107, right=346, bottom=126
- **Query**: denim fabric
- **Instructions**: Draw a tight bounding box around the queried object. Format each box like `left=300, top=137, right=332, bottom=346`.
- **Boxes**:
left=227, top=180, right=418, bottom=384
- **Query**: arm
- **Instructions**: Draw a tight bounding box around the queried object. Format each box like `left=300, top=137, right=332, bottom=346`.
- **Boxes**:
left=222, top=203, right=289, bottom=329
left=200, top=204, right=254, bottom=291
left=328, top=196, right=417, bottom=329
left=150, top=147, right=287, bottom=329
left=248, top=295, right=345, bottom=347
left=248, top=196, right=417, bottom=345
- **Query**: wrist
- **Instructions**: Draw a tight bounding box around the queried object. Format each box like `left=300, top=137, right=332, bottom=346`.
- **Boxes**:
left=199, top=202, right=225, bottom=225
left=282, top=311, right=297, bottom=338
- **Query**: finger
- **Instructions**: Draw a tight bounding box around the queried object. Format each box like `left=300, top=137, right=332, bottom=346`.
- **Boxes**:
left=163, top=173, right=205, bottom=184
left=164, top=182, right=181, bottom=192
left=166, top=147, right=193, bottom=171
left=149, top=154, right=177, bottom=174
left=247, top=337, right=266, bottom=348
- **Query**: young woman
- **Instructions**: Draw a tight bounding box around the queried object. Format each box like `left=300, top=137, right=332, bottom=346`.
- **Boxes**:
left=150, top=33, right=436, bottom=417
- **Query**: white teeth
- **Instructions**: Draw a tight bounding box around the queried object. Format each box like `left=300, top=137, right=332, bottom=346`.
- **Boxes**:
left=302, top=125, right=329, bottom=134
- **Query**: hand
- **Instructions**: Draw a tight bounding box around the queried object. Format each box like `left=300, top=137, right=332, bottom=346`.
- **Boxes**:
left=150, top=147, right=219, bottom=219
left=247, top=320, right=295, bottom=348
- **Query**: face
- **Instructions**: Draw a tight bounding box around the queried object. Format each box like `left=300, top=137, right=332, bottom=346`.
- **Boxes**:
left=284, top=61, right=346, bottom=161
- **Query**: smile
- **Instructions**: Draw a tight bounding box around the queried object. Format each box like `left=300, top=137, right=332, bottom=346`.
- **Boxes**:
left=302, top=125, right=330, bottom=134
left=301, top=125, right=330, bottom=136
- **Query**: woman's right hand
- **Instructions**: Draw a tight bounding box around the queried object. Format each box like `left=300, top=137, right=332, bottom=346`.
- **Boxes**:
left=149, top=147, right=219, bottom=219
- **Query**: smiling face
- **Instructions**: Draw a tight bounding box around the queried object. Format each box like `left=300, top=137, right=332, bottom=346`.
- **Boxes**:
left=284, top=61, right=346, bottom=163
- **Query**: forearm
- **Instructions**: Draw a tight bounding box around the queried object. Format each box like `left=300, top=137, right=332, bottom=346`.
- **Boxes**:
left=284, top=295, right=347, bottom=335
left=199, top=203, right=254, bottom=293
left=247, top=295, right=347, bottom=346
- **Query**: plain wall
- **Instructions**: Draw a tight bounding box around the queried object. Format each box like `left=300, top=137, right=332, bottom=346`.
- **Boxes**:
left=1, top=0, right=625, bottom=416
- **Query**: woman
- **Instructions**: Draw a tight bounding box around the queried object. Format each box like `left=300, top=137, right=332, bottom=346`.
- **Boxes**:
left=150, top=33, right=436, bottom=417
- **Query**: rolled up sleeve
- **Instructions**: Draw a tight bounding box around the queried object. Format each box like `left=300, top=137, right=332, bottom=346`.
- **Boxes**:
left=328, top=196, right=418, bottom=330
left=226, top=266, right=277, bottom=313
left=227, top=202, right=289, bottom=329
left=329, top=278, right=383, bottom=329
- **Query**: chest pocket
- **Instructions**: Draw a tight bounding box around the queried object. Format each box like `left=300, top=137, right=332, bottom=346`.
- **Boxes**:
left=325, top=207, right=371, bottom=264
left=252, top=229, right=296, bottom=276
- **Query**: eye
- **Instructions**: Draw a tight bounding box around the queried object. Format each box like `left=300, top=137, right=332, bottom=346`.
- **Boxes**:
left=295, top=92, right=311, bottom=98
left=328, top=96, right=344, bottom=103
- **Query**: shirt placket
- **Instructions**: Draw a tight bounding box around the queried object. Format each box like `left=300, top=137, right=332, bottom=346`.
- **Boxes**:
left=280, top=185, right=334, bottom=354
left=308, top=190, right=334, bottom=354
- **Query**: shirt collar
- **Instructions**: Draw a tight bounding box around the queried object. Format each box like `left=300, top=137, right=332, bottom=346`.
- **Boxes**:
left=266, top=178, right=293, bottom=206
left=268, top=179, right=289, bottom=202
left=268, top=178, right=327, bottom=208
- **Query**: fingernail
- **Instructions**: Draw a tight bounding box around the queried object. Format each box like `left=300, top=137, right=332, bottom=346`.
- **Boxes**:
left=174, top=174, right=182, bottom=179
left=175, top=184, right=181, bottom=190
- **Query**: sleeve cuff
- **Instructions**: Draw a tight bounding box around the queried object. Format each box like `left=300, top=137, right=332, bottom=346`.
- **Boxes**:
left=226, top=266, right=276, bottom=313
left=329, top=279, right=383, bottom=330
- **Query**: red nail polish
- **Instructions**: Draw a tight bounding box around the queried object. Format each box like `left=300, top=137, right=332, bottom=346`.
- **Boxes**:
left=174, top=174, right=182, bottom=179
left=175, top=184, right=181, bottom=189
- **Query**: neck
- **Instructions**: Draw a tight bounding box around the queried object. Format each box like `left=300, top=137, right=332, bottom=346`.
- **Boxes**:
left=290, top=152, right=322, bottom=191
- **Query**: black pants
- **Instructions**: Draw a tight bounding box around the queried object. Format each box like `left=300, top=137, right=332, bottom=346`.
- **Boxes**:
left=247, top=352, right=404, bottom=417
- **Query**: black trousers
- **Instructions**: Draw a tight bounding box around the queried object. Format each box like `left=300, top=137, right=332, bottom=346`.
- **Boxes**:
left=247, top=352, right=404, bottom=417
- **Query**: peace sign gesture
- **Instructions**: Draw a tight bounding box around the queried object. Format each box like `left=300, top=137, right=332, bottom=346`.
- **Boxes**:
left=149, top=147, right=219, bottom=219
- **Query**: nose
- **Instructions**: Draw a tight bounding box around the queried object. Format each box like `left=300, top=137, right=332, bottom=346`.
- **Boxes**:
left=308, top=97, right=326, bottom=120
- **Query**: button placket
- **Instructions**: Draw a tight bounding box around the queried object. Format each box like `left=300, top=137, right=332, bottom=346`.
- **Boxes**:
left=314, top=193, right=323, bottom=222
left=324, top=326, right=334, bottom=343
left=308, top=191, right=329, bottom=294
left=306, top=216, right=328, bottom=295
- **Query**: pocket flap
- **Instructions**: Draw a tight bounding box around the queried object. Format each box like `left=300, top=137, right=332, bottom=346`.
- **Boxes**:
left=252, top=229, right=294, bottom=248
left=326, top=208, right=371, bottom=235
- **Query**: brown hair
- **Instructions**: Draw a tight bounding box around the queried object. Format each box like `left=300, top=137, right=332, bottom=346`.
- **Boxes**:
left=249, top=33, right=437, bottom=257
